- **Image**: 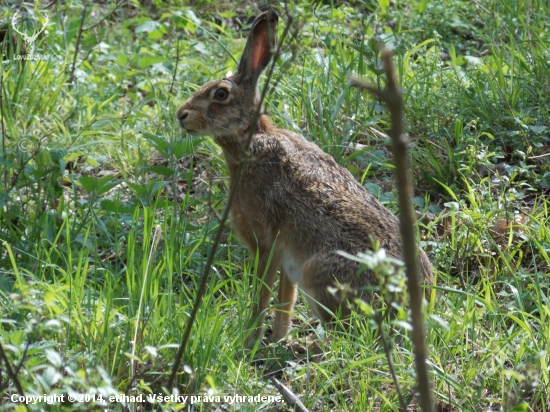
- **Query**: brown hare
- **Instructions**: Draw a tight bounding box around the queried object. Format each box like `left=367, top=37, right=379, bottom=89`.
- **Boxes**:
left=176, top=10, right=433, bottom=345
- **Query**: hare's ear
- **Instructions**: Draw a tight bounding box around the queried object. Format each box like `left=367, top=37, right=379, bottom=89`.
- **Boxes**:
left=236, top=10, right=278, bottom=85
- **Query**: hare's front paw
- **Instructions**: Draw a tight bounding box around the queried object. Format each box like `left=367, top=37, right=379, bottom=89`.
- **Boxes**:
left=271, top=314, right=292, bottom=341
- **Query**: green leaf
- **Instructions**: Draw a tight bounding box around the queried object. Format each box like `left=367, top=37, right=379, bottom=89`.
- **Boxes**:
left=49, top=148, right=67, bottom=162
left=139, top=165, right=175, bottom=177
left=364, top=182, right=381, bottom=197
left=45, top=349, right=63, bottom=367
left=126, top=181, right=149, bottom=197
left=79, top=175, right=98, bottom=193
left=413, top=196, right=425, bottom=209
left=510, top=402, right=529, bottom=412
left=530, top=125, right=547, bottom=134
left=417, top=0, right=427, bottom=13
left=115, top=53, right=129, bottom=66
left=143, top=132, right=169, bottom=156
left=100, top=199, right=137, bottom=214
left=219, top=11, right=237, bottom=18
left=0, top=193, right=11, bottom=208
left=35, top=150, right=53, bottom=169
left=378, top=0, right=389, bottom=11
left=172, top=137, right=204, bottom=159
left=186, top=9, right=201, bottom=26
left=380, top=192, right=395, bottom=203
left=367, top=149, right=386, bottom=165
left=193, top=42, right=209, bottom=55
left=135, top=20, right=160, bottom=34
left=541, top=172, right=550, bottom=188
left=97, top=175, right=116, bottom=187
left=138, top=56, right=170, bottom=68
left=148, top=29, right=165, bottom=40
left=79, top=175, right=119, bottom=194
left=172, top=12, right=192, bottom=32
left=39, top=366, right=62, bottom=388
left=96, top=179, right=121, bottom=196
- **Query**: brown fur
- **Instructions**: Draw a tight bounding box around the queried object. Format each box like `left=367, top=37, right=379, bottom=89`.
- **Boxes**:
left=177, top=11, right=433, bottom=345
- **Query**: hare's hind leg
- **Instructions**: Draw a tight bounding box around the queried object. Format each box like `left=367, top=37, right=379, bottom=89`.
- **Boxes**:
left=272, top=268, right=297, bottom=340
left=302, top=252, right=366, bottom=324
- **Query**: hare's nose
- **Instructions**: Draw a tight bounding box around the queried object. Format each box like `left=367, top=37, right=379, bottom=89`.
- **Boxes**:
left=177, top=110, right=188, bottom=128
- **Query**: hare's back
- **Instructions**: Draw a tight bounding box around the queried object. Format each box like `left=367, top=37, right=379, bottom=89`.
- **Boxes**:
left=253, top=130, right=401, bottom=255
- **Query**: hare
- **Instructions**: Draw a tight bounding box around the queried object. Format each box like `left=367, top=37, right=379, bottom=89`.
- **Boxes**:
left=177, top=10, right=433, bottom=345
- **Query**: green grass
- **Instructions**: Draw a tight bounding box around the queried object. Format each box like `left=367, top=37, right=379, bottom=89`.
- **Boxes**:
left=1, top=0, right=549, bottom=411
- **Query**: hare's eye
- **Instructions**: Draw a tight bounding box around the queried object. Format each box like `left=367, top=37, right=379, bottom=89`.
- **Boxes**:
left=214, top=88, right=229, bottom=101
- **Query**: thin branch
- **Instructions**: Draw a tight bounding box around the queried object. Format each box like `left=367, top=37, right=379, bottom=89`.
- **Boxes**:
left=271, top=378, right=310, bottom=412
left=375, top=313, right=407, bottom=412
left=1, top=74, right=6, bottom=189
left=69, top=5, right=87, bottom=85
left=58, top=0, right=68, bottom=52
left=468, top=0, right=492, bottom=15
left=351, top=50, right=435, bottom=412
left=169, top=34, right=180, bottom=95
left=528, top=151, right=550, bottom=160
left=166, top=9, right=296, bottom=392
left=525, top=0, right=534, bottom=66
left=7, top=140, right=43, bottom=193
left=79, top=28, right=109, bottom=63
left=0, top=74, right=4, bottom=154
left=13, top=342, right=30, bottom=377
left=83, top=0, right=125, bottom=31
left=0, top=341, right=25, bottom=396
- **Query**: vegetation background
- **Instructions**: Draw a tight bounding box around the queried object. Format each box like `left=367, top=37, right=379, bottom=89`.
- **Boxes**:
left=0, top=0, right=549, bottom=410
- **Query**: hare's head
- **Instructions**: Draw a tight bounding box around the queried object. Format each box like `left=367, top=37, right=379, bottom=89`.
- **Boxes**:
left=177, top=10, right=278, bottom=138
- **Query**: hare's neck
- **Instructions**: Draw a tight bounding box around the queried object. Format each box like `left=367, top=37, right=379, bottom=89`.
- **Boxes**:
left=214, top=135, right=242, bottom=168
left=215, top=114, right=274, bottom=177
left=215, top=136, right=244, bottom=196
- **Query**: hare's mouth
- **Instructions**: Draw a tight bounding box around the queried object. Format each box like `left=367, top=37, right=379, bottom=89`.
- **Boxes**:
left=178, top=122, right=195, bottom=134
left=180, top=124, right=200, bottom=136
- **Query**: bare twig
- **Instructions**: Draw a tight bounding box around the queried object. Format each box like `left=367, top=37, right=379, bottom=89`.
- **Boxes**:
left=13, top=342, right=30, bottom=377
left=351, top=50, right=434, bottom=412
left=58, top=0, right=68, bottom=52
left=0, top=74, right=4, bottom=154
left=1, top=74, right=6, bottom=189
left=67, top=5, right=117, bottom=65
left=7, top=140, right=43, bottom=193
left=69, top=5, right=87, bottom=85
left=0, top=341, right=25, bottom=396
left=83, top=0, right=125, bottom=31
left=166, top=9, right=296, bottom=392
left=271, top=378, right=310, bottom=412
left=528, top=151, right=550, bottom=160
left=468, top=0, right=492, bottom=15
left=80, top=28, right=109, bottom=63
left=525, top=0, right=534, bottom=66
left=375, top=313, right=407, bottom=412
left=169, top=35, right=180, bottom=95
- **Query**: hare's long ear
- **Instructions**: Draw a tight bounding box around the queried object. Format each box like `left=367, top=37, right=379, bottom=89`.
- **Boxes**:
left=236, top=10, right=278, bottom=86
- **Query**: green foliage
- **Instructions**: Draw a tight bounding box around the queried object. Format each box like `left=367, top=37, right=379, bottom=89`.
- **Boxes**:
left=0, top=0, right=549, bottom=410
